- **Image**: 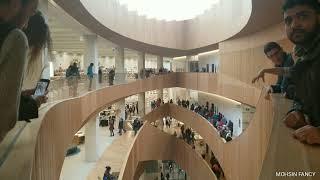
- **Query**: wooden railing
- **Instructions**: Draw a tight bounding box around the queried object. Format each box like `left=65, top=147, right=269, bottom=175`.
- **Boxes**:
left=0, top=73, right=263, bottom=180
left=120, top=96, right=320, bottom=180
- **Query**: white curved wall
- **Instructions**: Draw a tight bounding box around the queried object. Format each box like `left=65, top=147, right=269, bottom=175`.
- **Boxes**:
left=184, top=0, right=252, bottom=49
left=80, top=0, right=252, bottom=50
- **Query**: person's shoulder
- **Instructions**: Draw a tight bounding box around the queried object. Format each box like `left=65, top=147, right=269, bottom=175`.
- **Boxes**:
left=1, top=29, right=28, bottom=55
left=0, top=29, right=28, bottom=64
left=5, top=29, right=28, bottom=47
left=285, top=53, right=294, bottom=64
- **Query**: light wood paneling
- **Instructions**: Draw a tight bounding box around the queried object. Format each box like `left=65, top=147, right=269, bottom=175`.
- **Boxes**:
left=118, top=123, right=217, bottom=180
left=176, top=73, right=261, bottom=107
left=132, top=100, right=273, bottom=180
left=121, top=99, right=320, bottom=180
left=133, top=161, right=149, bottom=180
left=219, top=23, right=294, bottom=85
left=52, top=0, right=283, bottom=56
left=0, top=73, right=261, bottom=180
left=86, top=131, right=134, bottom=180
left=78, top=0, right=251, bottom=50
left=259, top=95, right=320, bottom=180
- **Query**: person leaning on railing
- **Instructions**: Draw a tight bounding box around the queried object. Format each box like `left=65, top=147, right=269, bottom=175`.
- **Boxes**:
left=252, top=0, right=320, bottom=145
left=0, top=0, right=40, bottom=142
left=261, top=42, right=294, bottom=100
left=19, top=11, right=52, bottom=122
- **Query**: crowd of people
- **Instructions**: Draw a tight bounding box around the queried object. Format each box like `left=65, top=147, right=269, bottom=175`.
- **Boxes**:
left=160, top=161, right=186, bottom=180
left=160, top=109, right=225, bottom=179
left=180, top=124, right=195, bottom=145
left=151, top=98, right=164, bottom=110
left=99, top=109, right=119, bottom=137
left=64, top=65, right=170, bottom=95
left=125, top=102, right=139, bottom=119
left=99, top=103, right=144, bottom=136
left=175, top=98, right=234, bottom=142
left=210, top=152, right=224, bottom=179
left=139, top=67, right=171, bottom=79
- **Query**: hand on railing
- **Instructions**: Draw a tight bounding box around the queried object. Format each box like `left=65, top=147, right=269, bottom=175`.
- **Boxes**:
left=252, top=69, right=265, bottom=84
left=283, top=111, right=307, bottom=130
left=293, top=125, right=320, bottom=145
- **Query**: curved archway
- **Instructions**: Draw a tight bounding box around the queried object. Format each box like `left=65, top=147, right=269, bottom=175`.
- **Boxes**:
left=118, top=123, right=217, bottom=180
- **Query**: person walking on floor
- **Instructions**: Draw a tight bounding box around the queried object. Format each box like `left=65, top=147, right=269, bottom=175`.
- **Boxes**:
left=109, top=117, right=115, bottom=136
left=103, top=166, right=115, bottom=180
left=87, top=63, right=94, bottom=90
left=118, top=117, right=124, bottom=135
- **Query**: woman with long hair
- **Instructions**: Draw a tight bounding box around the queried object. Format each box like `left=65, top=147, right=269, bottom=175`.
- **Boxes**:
left=0, top=0, right=39, bottom=142
left=16, top=11, right=52, bottom=123
left=23, top=10, right=52, bottom=89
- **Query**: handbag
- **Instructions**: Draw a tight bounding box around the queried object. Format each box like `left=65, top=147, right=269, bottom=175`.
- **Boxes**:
left=18, top=95, right=39, bottom=122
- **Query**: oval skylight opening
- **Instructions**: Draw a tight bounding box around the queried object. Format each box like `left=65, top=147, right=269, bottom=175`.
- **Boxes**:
left=118, top=0, right=221, bottom=21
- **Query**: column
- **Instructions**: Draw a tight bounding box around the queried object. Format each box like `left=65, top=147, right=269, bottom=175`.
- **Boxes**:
left=84, top=35, right=98, bottom=89
left=173, top=88, right=177, bottom=103
left=84, top=35, right=98, bottom=73
left=156, top=56, right=164, bottom=100
left=138, top=92, right=145, bottom=116
left=185, top=56, right=192, bottom=72
left=157, top=56, right=164, bottom=72
left=137, top=52, right=145, bottom=78
left=169, top=59, right=173, bottom=72
left=138, top=52, right=146, bottom=116
left=118, top=99, right=125, bottom=121
left=186, top=89, right=191, bottom=100
left=115, top=47, right=125, bottom=81
left=168, top=88, right=177, bottom=103
left=85, top=116, right=98, bottom=162
left=157, top=89, right=163, bottom=101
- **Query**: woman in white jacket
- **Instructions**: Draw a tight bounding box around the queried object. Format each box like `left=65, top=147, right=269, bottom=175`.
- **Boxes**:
left=0, top=0, right=39, bottom=142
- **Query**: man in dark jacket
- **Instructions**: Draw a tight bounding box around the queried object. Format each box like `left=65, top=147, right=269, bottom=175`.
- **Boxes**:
left=252, top=0, right=320, bottom=144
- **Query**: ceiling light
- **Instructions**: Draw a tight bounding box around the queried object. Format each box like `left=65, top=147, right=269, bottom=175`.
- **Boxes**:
left=198, top=49, right=220, bottom=56
left=173, top=56, right=187, bottom=60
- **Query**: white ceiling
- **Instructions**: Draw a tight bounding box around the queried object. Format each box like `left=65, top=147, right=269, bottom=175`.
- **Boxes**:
left=48, top=1, right=142, bottom=58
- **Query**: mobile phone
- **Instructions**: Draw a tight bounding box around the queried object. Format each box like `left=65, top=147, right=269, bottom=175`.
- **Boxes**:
left=34, top=79, right=50, bottom=96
